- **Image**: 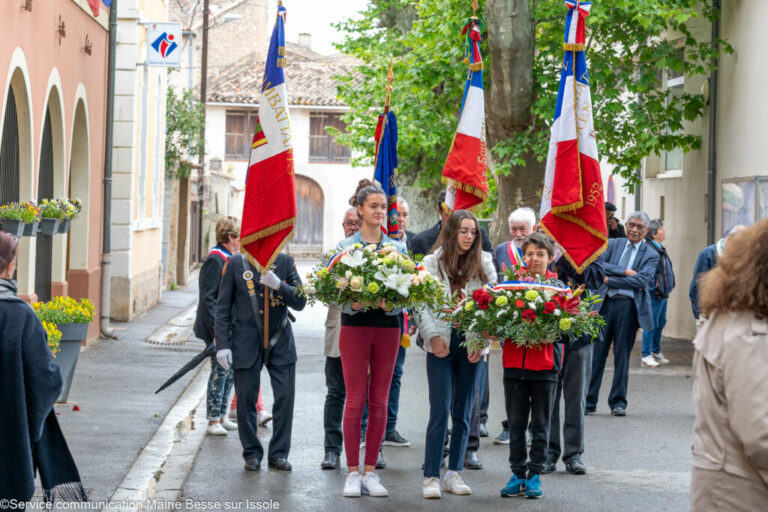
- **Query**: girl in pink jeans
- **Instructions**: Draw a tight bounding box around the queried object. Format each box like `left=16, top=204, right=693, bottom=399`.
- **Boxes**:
left=337, top=180, right=406, bottom=498
left=229, top=389, right=271, bottom=426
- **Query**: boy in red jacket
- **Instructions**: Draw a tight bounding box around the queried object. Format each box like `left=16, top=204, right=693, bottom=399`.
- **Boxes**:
left=500, top=233, right=563, bottom=499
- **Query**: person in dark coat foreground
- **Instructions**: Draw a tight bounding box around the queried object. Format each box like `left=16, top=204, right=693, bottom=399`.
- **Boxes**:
left=0, top=232, right=85, bottom=503
left=214, top=250, right=306, bottom=471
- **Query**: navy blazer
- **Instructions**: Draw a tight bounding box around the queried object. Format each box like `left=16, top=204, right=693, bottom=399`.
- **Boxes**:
left=193, top=247, right=229, bottom=344
left=599, top=238, right=659, bottom=331
left=689, top=244, right=717, bottom=319
left=214, top=253, right=306, bottom=369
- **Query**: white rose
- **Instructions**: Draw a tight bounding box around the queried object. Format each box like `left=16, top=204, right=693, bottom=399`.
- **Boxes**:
left=349, top=276, right=364, bottom=292
left=345, top=270, right=353, bottom=279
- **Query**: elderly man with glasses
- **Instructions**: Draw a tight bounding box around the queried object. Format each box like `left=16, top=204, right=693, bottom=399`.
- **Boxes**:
left=586, top=211, right=659, bottom=417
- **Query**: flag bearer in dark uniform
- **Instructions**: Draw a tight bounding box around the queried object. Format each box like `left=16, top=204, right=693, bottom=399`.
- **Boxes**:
left=214, top=251, right=306, bottom=471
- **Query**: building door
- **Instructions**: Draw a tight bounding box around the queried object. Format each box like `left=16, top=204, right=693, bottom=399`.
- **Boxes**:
left=290, top=175, right=324, bottom=256
left=35, top=110, right=54, bottom=301
left=0, top=88, right=20, bottom=204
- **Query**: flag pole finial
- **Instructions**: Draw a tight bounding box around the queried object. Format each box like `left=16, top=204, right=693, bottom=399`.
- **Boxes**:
left=384, top=57, right=394, bottom=114
left=471, top=0, right=479, bottom=18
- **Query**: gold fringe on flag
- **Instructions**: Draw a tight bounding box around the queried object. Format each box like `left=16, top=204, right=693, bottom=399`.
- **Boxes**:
left=563, top=43, right=585, bottom=52
left=278, top=46, right=286, bottom=56
left=240, top=216, right=297, bottom=273
left=469, top=62, right=483, bottom=72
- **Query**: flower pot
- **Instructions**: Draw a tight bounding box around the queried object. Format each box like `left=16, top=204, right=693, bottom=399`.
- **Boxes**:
left=57, top=218, right=71, bottom=234
left=39, top=217, right=60, bottom=235
left=22, top=220, right=39, bottom=237
left=55, top=322, right=89, bottom=403
left=0, top=218, right=25, bottom=237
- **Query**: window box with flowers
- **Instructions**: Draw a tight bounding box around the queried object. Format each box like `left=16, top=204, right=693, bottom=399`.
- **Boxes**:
left=34, top=296, right=96, bottom=402
left=38, top=199, right=64, bottom=235
left=0, top=201, right=41, bottom=237
left=57, top=198, right=83, bottom=234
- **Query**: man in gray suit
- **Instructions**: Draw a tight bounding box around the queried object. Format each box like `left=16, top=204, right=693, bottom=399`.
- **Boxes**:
left=587, top=211, right=659, bottom=417
left=321, top=208, right=361, bottom=470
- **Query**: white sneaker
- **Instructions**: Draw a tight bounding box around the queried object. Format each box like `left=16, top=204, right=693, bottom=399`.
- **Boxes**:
left=652, top=352, right=670, bottom=364
left=422, top=477, right=441, bottom=499
left=257, top=410, right=273, bottom=426
left=206, top=422, right=228, bottom=436
left=442, top=471, right=471, bottom=495
left=641, top=355, right=659, bottom=367
left=361, top=472, right=388, bottom=497
left=220, top=419, right=238, bottom=431
left=343, top=472, right=362, bottom=498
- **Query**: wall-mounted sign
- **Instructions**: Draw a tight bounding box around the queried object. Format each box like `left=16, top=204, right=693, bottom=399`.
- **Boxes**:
left=147, top=22, right=182, bottom=67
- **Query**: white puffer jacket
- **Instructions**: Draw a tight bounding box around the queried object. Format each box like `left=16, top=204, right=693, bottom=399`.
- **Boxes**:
left=416, top=249, right=497, bottom=353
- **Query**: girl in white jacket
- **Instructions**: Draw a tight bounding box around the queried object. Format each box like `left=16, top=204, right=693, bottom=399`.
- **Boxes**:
left=416, top=210, right=498, bottom=499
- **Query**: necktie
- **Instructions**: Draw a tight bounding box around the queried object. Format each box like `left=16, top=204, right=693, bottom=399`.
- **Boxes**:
left=619, top=242, right=634, bottom=269
left=608, top=243, right=635, bottom=298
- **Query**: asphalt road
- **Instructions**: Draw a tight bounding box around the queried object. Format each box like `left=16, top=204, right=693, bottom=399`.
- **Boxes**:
left=179, top=263, right=695, bottom=512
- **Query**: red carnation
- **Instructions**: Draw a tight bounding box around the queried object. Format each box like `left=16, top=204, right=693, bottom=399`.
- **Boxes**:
left=522, top=309, right=537, bottom=323
left=476, top=293, right=492, bottom=309
left=544, top=301, right=557, bottom=314
left=515, top=299, right=525, bottom=308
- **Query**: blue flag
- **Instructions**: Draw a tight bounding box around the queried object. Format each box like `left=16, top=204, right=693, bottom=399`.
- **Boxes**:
left=373, top=110, right=399, bottom=239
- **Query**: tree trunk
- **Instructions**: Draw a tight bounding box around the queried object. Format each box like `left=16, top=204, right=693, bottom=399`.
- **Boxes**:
left=485, top=0, right=544, bottom=245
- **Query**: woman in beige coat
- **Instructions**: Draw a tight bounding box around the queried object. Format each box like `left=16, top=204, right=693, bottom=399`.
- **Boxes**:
left=691, top=219, right=768, bottom=510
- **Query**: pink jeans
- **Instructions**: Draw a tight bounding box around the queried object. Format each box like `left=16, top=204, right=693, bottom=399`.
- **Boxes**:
left=339, top=325, right=400, bottom=467
left=230, top=388, right=265, bottom=413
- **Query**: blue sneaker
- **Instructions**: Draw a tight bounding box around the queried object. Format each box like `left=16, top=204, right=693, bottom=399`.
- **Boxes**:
left=500, top=474, right=526, bottom=497
left=525, top=474, right=543, bottom=499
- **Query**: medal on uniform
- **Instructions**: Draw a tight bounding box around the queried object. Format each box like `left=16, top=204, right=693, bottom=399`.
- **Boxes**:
left=243, top=270, right=254, bottom=281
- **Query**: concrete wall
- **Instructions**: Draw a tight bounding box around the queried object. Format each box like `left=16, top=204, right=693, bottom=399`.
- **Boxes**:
left=0, top=1, right=109, bottom=341
left=110, top=0, right=168, bottom=320
left=611, top=2, right=766, bottom=341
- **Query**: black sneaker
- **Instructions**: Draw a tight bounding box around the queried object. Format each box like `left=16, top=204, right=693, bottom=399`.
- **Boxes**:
left=565, top=458, right=587, bottom=475
left=493, top=428, right=510, bottom=445
left=383, top=429, right=410, bottom=447
left=376, top=450, right=386, bottom=469
left=541, top=461, right=557, bottom=474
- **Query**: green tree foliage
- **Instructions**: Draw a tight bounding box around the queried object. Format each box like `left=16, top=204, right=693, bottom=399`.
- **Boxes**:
left=334, top=0, right=731, bottom=213
left=165, top=86, right=205, bottom=179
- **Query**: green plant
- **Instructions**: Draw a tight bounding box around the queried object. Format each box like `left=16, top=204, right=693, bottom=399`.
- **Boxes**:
left=165, top=86, right=205, bottom=179
left=0, top=202, right=42, bottom=223
left=59, top=198, right=82, bottom=220
left=42, top=321, right=62, bottom=355
left=39, top=199, right=65, bottom=220
left=33, top=296, right=96, bottom=324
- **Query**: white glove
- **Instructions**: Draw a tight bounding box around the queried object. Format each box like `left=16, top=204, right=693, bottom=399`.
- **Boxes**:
left=216, top=349, right=233, bottom=371
left=259, top=271, right=281, bottom=290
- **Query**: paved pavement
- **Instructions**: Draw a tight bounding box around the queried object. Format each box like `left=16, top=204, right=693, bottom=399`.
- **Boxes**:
left=47, top=274, right=205, bottom=503
left=178, top=263, right=696, bottom=512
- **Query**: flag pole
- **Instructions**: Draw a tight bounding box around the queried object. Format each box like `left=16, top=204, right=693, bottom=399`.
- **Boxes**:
left=374, top=57, right=395, bottom=173
left=384, top=57, right=394, bottom=114
left=471, top=0, right=478, bottom=18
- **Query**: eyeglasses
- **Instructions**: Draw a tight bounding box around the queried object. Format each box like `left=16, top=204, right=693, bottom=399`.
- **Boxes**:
left=626, top=221, right=646, bottom=230
left=458, top=229, right=479, bottom=238
left=343, top=221, right=362, bottom=228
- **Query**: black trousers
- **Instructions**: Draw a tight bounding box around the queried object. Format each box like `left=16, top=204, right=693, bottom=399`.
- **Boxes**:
left=587, top=297, right=639, bottom=410
left=504, top=377, right=556, bottom=477
left=234, top=360, right=295, bottom=462
left=548, top=344, right=593, bottom=464
left=323, top=356, right=345, bottom=454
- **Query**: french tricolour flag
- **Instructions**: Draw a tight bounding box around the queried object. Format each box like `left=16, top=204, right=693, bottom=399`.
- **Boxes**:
left=540, top=1, right=607, bottom=273
left=240, top=3, right=297, bottom=273
left=442, top=20, right=488, bottom=212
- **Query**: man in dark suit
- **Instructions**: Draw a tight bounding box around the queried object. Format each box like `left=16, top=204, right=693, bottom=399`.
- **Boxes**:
left=410, top=191, right=493, bottom=258
left=587, top=211, right=658, bottom=417
left=214, top=251, right=306, bottom=471
left=605, top=202, right=626, bottom=239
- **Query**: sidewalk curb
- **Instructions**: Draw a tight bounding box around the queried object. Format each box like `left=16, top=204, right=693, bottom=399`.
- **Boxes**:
left=146, top=303, right=198, bottom=346
left=107, top=360, right=209, bottom=511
